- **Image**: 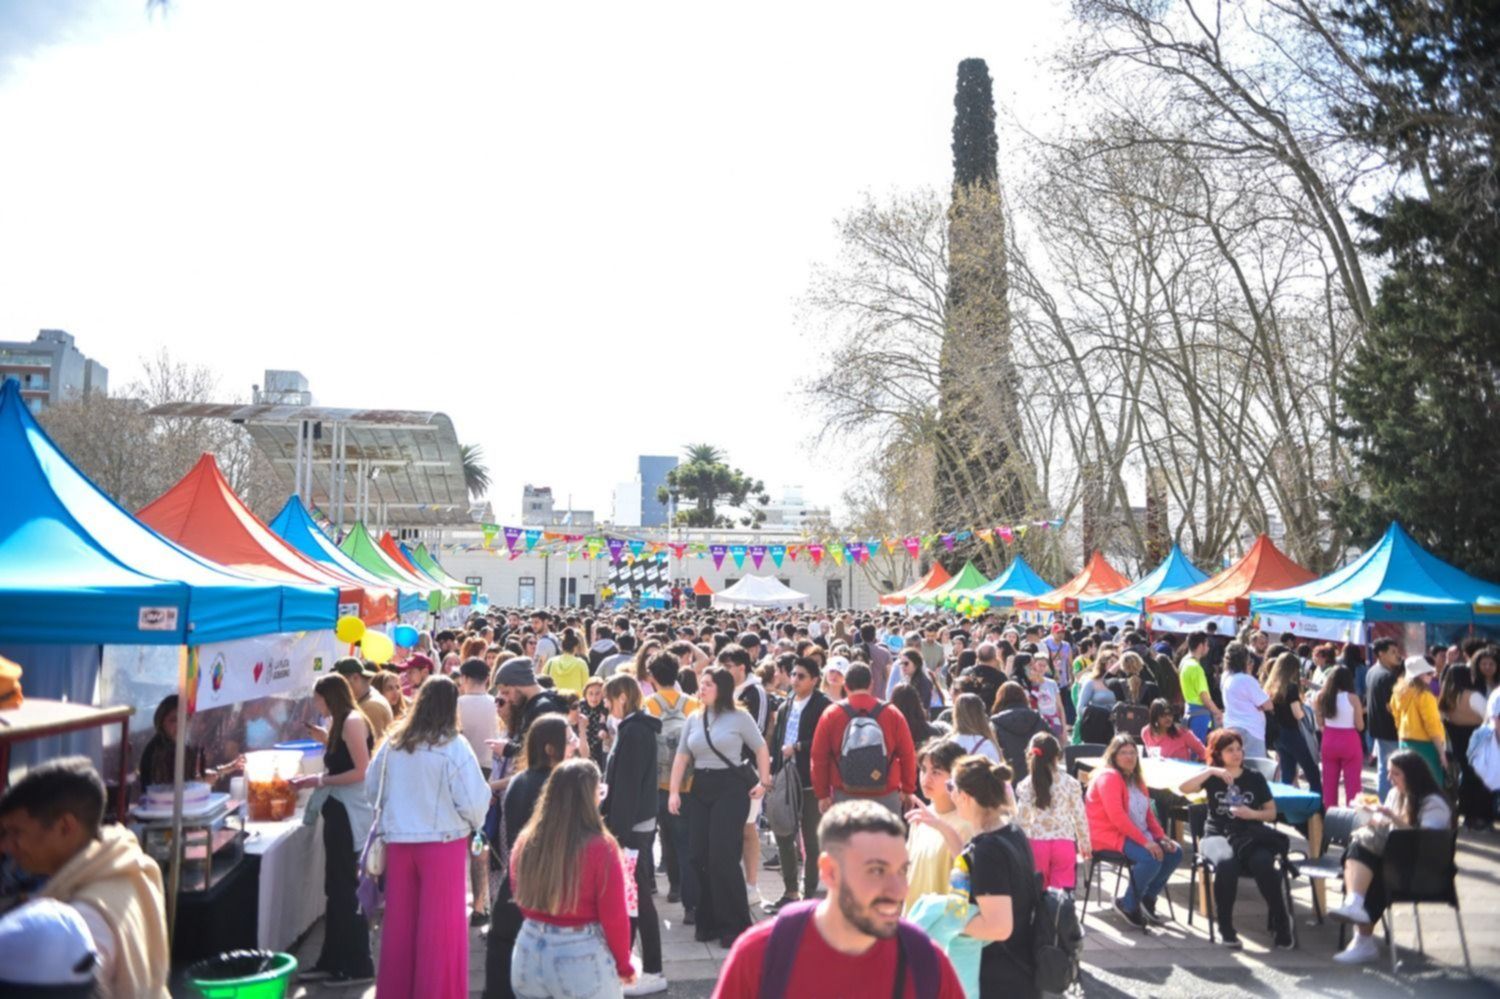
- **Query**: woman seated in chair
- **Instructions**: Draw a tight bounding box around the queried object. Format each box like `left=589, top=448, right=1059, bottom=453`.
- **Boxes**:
left=1140, top=699, right=1206, bottom=763
left=1328, top=750, right=1452, bottom=965
left=1084, top=734, right=1181, bottom=929
left=1179, top=729, right=1293, bottom=950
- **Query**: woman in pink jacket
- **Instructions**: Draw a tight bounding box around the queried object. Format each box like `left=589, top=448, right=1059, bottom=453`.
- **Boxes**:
left=1084, top=734, right=1182, bottom=928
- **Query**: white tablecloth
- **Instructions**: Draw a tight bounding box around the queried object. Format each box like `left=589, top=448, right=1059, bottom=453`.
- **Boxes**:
left=245, top=814, right=325, bottom=952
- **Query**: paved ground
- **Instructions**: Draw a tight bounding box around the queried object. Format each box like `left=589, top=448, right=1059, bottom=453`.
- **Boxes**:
left=292, top=770, right=1500, bottom=997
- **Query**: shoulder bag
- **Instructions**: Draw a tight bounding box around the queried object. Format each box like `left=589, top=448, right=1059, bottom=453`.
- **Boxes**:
left=701, top=711, right=759, bottom=789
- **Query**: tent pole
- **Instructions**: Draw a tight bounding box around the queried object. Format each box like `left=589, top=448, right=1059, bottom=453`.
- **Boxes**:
left=293, top=421, right=304, bottom=499
left=166, top=645, right=192, bottom=943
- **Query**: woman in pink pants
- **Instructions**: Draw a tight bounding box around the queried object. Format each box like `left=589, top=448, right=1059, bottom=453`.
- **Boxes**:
left=1315, top=666, right=1366, bottom=808
left=365, top=676, right=492, bottom=998
left=1013, top=733, right=1089, bottom=889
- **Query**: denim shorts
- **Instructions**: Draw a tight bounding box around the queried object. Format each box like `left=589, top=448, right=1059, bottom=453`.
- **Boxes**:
left=512, top=919, right=623, bottom=999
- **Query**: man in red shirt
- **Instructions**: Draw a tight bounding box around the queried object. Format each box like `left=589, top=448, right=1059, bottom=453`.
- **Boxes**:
left=712, top=800, right=964, bottom=999
left=809, top=663, right=917, bottom=817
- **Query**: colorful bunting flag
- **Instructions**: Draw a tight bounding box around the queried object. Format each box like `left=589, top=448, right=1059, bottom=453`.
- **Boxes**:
left=769, top=544, right=785, bottom=568
left=607, top=538, right=625, bottom=563
left=524, top=528, right=541, bottom=550
left=481, top=523, right=498, bottom=548
left=711, top=544, right=727, bottom=569
left=730, top=544, right=747, bottom=569
left=504, top=526, right=523, bottom=552
left=749, top=544, right=766, bottom=569
left=807, top=543, right=824, bottom=567
left=669, top=543, right=687, bottom=560
left=831, top=545, right=846, bottom=566
left=941, top=533, right=956, bottom=552
left=629, top=540, right=645, bottom=558
left=904, top=536, right=921, bottom=558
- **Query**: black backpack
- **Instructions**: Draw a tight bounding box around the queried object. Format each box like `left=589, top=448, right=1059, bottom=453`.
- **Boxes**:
left=995, top=834, right=1083, bottom=995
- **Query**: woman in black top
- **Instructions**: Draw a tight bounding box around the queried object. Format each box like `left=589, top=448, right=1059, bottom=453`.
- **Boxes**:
left=290, top=675, right=374, bottom=983
left=1179, top=729, right=1292, bottom=950
left=484, top=714, right=571, bottom=999
left=1265, top=653, right=1322, bottom=794
left=923, top=756, right=1039, bottom=999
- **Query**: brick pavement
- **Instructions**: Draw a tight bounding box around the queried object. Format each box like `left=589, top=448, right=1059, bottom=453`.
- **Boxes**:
left=294, top=781, right=1500, bottom=997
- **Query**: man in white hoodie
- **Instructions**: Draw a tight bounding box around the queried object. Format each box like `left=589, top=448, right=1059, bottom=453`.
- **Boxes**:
left=0, top=757, right=168, bottom=998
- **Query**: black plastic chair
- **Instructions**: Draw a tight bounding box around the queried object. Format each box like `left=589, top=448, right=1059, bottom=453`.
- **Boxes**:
left=1065, top=743, right=1107, bottom=780
left=1184, top=803, right=1299, bottom=947
left=1288, top=806, right=1357, bottom=927
left=1080, top=846, right=1178, bottom=933
left=1380, top=827, right=1471, bottom=974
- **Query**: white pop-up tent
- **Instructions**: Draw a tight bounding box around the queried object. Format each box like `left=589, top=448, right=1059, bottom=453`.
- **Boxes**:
left=711, top=574, right=810, bottom=608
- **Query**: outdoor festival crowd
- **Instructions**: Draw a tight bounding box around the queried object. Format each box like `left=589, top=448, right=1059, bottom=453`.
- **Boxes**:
left=3, top=606, right=1499, bottom=998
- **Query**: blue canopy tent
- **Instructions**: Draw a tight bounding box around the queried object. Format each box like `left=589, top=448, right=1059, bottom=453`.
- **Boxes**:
left=1079, top=544, right=1210, bottom=626
left=960, top=555, right=1053, bottom=608
left=269, top=496, right=425, bottom=617
left=0, top=379, right=335, bottom=646
left=1251, top=522, right=1500, bottom=641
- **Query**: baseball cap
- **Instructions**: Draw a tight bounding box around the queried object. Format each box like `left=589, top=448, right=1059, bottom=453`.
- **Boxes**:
left=333, top=657, right=378, bottom=680
left=402, top=654, right=434, bottom=675
left=826, top=655, right=850, bottom=676
left=0, top=898, right=98, bottom=991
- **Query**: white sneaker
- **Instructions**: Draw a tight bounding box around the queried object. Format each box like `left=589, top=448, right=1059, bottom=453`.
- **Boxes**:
left=1328, top=901, right=1371, bottom=925
left=745, top=884, right=764, bottom=908
left=1333, top=933, right=1379, bottom=965
left=624, top=971, right=669, bottom=996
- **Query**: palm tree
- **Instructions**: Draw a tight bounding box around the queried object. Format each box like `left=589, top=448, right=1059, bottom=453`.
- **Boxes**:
left=459, top=443, right=491, bottom=499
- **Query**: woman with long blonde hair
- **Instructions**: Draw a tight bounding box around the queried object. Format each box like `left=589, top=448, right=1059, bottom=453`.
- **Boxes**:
left=510, top=759, right=635, bottom=998
left=951, top=692, right=1002, bottom=763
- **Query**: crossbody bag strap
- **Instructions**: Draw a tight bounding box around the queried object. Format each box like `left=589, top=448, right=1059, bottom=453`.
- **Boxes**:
left=700, top=711, right=740, bottom=772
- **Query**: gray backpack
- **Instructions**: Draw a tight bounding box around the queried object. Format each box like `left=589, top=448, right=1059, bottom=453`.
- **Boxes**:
left=837, top=702, right=892, bottom=794
left=651, top=691, right=691, bottom=787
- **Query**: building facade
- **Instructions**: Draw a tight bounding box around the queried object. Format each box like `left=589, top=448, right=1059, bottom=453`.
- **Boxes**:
left=0, top=329, right=108, bottom=412
left=638, top=454, right=678, bottom=527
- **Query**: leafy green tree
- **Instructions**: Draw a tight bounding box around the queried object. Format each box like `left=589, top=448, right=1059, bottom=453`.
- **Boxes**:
left=657, top=444, right=770, bottom=528
left=1332, top=0, right=1500, bottom=577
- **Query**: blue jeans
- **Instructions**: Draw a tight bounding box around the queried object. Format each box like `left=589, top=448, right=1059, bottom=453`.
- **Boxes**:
left=1119, top=837, right=1182, bottom=912
left=1186, top=706, right=1213, bottom=743
left=1375, top=738, right=1398, bottom=799
left=512, top=920, right=622, bottom=999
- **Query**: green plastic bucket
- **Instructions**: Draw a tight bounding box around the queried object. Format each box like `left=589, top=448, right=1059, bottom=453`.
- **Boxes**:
left=185, top=950, right=298, bottom=999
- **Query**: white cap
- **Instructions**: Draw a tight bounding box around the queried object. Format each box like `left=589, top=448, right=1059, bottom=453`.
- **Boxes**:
left=0, top=898, right=98, bottom=986
left=1404, top=655, right=1435, bottom=680
left=826, top=655, right=850, bottom=676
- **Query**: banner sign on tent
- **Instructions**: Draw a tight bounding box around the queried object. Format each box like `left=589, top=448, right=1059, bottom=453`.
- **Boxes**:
left=192, top=630, right=339, bottom=713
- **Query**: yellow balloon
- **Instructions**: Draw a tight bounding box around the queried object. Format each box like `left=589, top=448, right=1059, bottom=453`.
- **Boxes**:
left=335, top=615, right=366, bottom=644
left=362, top=630, right=395, bottom=665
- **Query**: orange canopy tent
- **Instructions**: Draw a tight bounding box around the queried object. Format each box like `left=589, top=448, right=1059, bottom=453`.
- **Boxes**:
left=878, top=563, right=952, bottom=607
left=138, top=454, right=396, bottom=623
left=1015, top=552, right=1131, bottom=614
left=692, top=577, right=715, bottom=596
left=1145, top=534, right=1316, bottom=619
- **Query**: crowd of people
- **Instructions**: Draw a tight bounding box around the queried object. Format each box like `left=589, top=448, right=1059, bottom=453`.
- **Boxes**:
left=0, top=604, right=1496, bottom=997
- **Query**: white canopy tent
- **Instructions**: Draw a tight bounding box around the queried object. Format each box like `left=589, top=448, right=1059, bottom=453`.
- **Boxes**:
left=711, top=574, right=810, bottom=608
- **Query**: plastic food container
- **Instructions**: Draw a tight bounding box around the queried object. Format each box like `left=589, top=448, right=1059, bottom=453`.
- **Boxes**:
left=244, top=751, right=302, bottom=821
left=273, top=740, right=326, bottom=776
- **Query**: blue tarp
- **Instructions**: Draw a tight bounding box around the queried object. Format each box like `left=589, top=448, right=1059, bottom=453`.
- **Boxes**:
left=268, top=496, right=425, bottom=616
left=1079, top=544, right=1210, bottom=623
left=967, top=555, right=1053, bottom=606
left=0, top=379, right=336, bottom=645
left=1251, top=522, right=1500, bottom=625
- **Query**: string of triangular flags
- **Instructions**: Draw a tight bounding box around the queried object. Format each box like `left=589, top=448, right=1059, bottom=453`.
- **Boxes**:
left=451, top=517, right=1068, bottom=570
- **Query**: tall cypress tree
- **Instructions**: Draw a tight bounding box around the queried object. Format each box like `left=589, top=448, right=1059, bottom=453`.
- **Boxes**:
left=934, top=59, right=1036, bottom=571
left=1332, top=1, right=1500, bottom=578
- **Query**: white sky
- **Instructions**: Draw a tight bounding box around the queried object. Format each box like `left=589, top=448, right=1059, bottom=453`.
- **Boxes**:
left=0, top=0, right=1070, bottom=522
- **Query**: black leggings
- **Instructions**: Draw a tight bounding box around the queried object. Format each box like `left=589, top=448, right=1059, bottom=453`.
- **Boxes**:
left=316, top=798, right=373, bottom=977
left=686, top=768, right=752, bottom=942
left=1214, top=842, right=1288, bottom=936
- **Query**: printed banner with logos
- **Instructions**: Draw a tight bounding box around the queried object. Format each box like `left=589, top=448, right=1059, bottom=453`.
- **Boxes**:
left=191, top=630, right=339, bottom=713
left=1248, top=613, right=1369, bottom=644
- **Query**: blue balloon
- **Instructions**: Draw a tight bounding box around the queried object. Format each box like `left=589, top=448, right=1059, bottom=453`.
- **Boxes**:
left=392, top=624, right=419, bottom=647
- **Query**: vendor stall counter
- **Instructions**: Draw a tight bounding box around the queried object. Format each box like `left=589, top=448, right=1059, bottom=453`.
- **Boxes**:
left=0, top=699, right=133, bottom=822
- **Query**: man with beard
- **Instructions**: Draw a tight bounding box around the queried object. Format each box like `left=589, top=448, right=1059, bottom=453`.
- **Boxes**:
left=711, top=801, right=963, bottom=998
left=491, top=658, right=568, bottom=788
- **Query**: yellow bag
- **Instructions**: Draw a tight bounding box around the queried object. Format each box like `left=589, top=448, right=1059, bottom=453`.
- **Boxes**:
left=0, top=655, right=22, bottom=710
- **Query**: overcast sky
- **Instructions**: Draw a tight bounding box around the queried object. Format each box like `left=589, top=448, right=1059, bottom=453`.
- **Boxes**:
left=0, top=0, right=1070, bottom=523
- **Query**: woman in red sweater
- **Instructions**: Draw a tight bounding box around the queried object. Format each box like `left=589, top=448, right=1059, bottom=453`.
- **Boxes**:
left=1084, top=734, right=1182, bottom=929
left=510, top=758, right=635, bottom=998
left=1140, top=699, right=1207, bottom=762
